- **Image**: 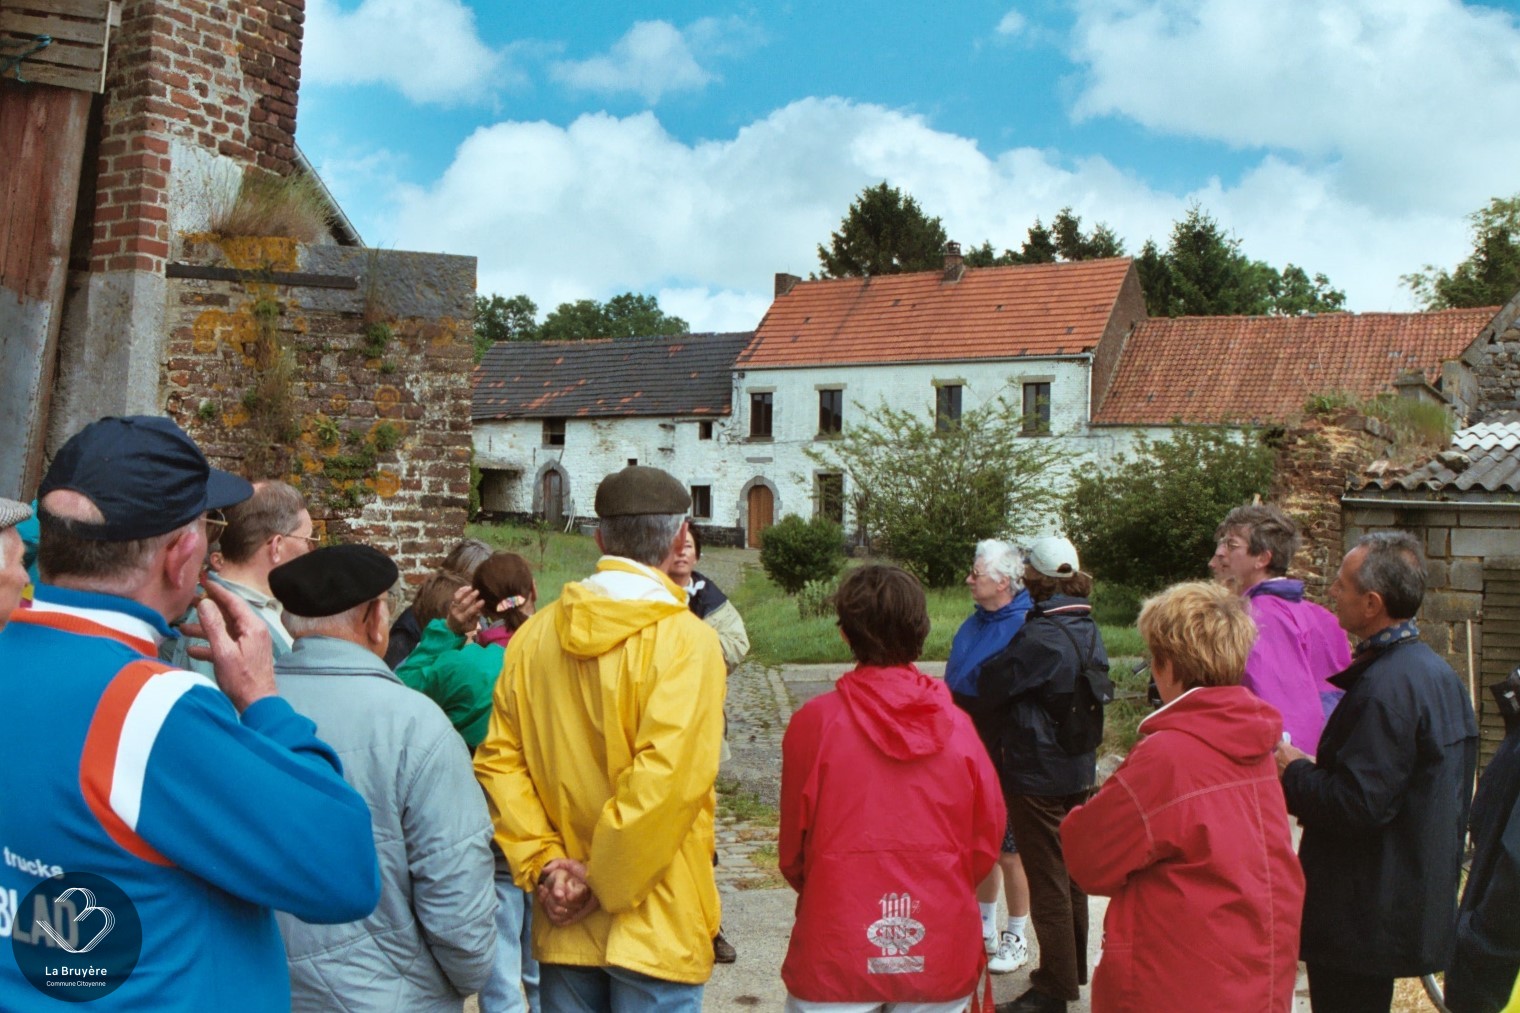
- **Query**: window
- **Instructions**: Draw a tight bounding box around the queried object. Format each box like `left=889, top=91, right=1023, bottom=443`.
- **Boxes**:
left=626, top=458, right=638, bottom=467
left=750, top=391, right=773, bottom=439
left=698, top=421, right=714, bottom=440
left=542, top=418, right=566, bottom=447
left=818, top=388, right=843, bottom=437
left=691, top=485, right=712, bottom=519
left=935, top=385, right=962, bottom=432
left=1022, top=382, right=1052, bottom=435
left=815, top=472, right=845, bottom=525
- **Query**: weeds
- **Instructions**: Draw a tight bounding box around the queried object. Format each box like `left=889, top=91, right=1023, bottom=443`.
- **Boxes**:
left=208, top=168, right=333, bottom=243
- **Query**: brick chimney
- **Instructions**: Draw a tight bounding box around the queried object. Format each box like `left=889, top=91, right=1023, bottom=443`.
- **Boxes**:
left=942, top=241, right=965, bottom=283
left=775, top=272, right=801, bottom=297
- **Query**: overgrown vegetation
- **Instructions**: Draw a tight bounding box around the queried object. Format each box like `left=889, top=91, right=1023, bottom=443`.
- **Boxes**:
left=208, top=168, right=333, bottom=243
left=1061, top=427, right=1275, bottom=595
left=1403, top=193, right=1520, bottom=310
left=241, top=296, right=298, bottom=477
left=758, top=515, right=845, bottom=594
left=806, top=397, right=1064, bottom=587
left=1304, top=390, right=1455, bottom=455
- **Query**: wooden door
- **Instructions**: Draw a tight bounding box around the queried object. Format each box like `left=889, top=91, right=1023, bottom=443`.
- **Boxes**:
left=747, top=485, right=774, bottom=548
left=542, top=470, right=564, bottom=528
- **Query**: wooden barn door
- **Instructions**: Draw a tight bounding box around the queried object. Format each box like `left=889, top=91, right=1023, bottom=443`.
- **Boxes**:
left=747, top=485, right=773, bottom=548
left=542, top=470, right=565, bottom=528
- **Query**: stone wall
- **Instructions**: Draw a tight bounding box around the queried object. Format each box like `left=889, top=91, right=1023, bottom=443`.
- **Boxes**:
left=1468, top=294, right=1520, bottom=418
left=1269, top=412, right=1395, bottom=600
left=161, top=237, right=476, bottom=585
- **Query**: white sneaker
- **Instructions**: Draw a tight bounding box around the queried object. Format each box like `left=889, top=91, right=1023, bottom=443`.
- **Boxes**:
left=987, top=930, right=1028, bottom=974
left=983, top=931, right=998, bottom=956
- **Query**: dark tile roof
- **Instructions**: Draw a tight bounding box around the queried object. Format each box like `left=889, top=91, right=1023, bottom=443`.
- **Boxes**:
left=472, top=332, right=754, bottom=421
left=1354, top=421, right=1520, bottom=495
left=740, top=259, right=1135, bottom=368
left=1092, top=308, right=1499, bottom=426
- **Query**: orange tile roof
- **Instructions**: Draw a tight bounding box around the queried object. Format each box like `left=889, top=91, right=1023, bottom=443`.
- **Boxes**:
left=1092, top=308, right=1499, bottom=426
left=739, top=258, right=1135, bottom=368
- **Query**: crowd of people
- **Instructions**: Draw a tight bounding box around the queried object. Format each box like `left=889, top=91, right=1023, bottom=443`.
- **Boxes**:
left=0, top=413, right=1517, bottom=1013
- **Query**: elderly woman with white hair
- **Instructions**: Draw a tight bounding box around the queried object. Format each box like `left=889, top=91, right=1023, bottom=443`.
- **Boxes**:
left=946, top=538, right=1033, bottom=976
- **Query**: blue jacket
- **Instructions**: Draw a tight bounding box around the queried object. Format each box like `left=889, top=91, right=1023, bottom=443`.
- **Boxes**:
left=0, top=585, right=380, bottom=1011
left=945, top=591, right=1033, bottom=698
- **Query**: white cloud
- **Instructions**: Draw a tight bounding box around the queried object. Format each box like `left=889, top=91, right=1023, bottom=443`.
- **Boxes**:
left=1067, top=0, right=1520, bottom=215
left=996, top=10, right=1027, bottom=36
left=380, top=95, right=1480, bottom=331
left=550, top=20, right=729, bottom=104
left=303, top=0, right=508, bottom=104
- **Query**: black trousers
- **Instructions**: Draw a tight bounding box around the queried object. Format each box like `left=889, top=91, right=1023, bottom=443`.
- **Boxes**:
left=1006, top=791, right=1090, bottom=1002
left=1306, top=962, right=1396, bottom=1013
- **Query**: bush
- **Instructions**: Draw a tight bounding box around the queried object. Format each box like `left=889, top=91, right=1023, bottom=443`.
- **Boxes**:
left=759, top=514, right=845, bottom=594
left=1060, top=426, right=1274, bottom=593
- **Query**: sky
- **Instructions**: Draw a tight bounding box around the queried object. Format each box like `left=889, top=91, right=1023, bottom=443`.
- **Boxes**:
left=295, top=0, right=1520, bottom=333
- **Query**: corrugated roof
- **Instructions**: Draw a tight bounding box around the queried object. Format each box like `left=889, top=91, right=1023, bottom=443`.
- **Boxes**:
left=1355, top=420, right=1520, bottom=495
left=739, top=258, right=1135, bottom=368
left=472, top=332, right=754, bottom=421
left=1092, top=308, right=1499, bottom=426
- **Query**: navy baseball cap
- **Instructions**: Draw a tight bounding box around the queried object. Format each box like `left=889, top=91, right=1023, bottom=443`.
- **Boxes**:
left=38, top=416, right=253, bottom=541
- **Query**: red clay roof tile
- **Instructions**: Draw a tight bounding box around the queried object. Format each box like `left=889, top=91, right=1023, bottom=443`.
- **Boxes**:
left=1092, top=308, right=1498, bottom=426
left=739, top=259, right=1134, bottom=368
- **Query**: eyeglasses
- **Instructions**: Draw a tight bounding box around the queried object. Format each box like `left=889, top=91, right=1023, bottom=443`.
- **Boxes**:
left=281, top=530, right=320, bottom=548
left=204, top=511, right=228, bottom=542
left=969, top=569, right=992, bottom=580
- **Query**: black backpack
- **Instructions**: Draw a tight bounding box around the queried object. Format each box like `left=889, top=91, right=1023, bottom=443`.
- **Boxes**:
left=1045, top=621, right=1114, bottom=755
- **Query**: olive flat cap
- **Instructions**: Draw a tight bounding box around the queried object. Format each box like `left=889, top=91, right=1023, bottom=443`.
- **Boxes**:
left=594, top=465, right=691, bottom=518
left=269, top=544, right=398, bottom=618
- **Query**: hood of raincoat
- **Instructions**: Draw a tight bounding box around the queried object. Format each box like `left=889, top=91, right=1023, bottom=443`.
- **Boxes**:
left=1138, top=684, right=1282, bottom=765
left=554, top=558, right=691, bottom=659
left=835, top=664, right=953, bottom=761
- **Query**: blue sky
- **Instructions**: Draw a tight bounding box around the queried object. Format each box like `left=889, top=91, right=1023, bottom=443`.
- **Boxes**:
left=296, top=0, right=1520, bottom=331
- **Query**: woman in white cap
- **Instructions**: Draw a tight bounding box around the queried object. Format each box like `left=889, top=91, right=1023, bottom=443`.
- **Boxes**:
left=974, top=536, right=1110, bottom=1013
left=0, top=497, right=33, bottom=628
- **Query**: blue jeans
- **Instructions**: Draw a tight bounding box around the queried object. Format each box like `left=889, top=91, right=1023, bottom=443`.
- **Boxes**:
left=539, top=964, right=703, bottom=1013
left=478, top=869, right=540, bottom=1013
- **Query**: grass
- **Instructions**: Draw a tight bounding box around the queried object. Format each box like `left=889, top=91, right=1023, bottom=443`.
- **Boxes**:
left=466, top=521, right=601, bottom=606
left=716, top=778, right=779, bottom=827
left=208, top=168, right=334, bottom=243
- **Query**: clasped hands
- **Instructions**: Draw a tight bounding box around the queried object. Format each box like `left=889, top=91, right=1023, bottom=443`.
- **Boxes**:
left=538, top=858, right=599, bottom=926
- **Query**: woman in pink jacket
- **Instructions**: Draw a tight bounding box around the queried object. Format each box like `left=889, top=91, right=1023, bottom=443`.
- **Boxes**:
left=1061, top=582, right=1304, bottom=1013
left=780, top=565, right=1005, bottom=1012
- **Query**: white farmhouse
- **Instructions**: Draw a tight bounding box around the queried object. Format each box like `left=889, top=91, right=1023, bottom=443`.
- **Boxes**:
left=472, top=332, right=754, bottom=543
left=729, top=251, right=1148, bottom=545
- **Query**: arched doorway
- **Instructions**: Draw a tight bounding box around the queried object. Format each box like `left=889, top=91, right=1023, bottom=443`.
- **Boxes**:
left=541, top=469, right=565, bottom=528
left=747, top=484, right=774, bottom=548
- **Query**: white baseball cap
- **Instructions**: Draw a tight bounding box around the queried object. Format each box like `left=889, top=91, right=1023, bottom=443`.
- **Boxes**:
left=1026, top=536, right=1080, bottom=577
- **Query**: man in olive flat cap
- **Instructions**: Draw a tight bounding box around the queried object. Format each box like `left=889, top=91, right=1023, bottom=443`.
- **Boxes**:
left=0, top=497, right=33, bottom=628
left=475, top=465, right=726, bottom=1011
left=270, top=545, right=496, bottom=1011
left=0, top=416, right=379, bottom=1011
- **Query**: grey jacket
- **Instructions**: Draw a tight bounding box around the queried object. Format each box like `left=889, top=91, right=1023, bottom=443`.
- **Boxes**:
left=274, top=636, right=497, bottom=1011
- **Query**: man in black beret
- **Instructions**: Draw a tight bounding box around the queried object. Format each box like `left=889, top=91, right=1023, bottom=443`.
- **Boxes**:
left=475, top=465, right=727, bottom=1009
left=270, top=544, right=497, bottom=1009
left=0, top=415, right=379, bottom=1008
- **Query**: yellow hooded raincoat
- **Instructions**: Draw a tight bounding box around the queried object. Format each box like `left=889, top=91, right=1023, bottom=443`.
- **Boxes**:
left=475, top=557, right=726, bottom=985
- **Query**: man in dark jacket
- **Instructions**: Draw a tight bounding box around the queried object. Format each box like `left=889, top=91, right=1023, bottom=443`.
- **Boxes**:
left=1277, top=531, right=1478, bottom=1013
left=977, top=536, right=1108, bottom=1013
left=1445, top=669, right=1520, bottom=1013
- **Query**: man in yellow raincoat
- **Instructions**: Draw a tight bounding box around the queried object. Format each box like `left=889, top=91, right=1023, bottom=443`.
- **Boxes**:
left=475, top=466, right=726, bottom=1011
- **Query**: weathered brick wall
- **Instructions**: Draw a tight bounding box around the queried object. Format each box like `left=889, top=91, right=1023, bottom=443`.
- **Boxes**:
left=161, top=237, right=475, bottom=584
left=1469, top=296, right=1520, bottom=418
left=1269, top=411, right=1395, bottom=600
left=88, top=0, right=304, bottom=275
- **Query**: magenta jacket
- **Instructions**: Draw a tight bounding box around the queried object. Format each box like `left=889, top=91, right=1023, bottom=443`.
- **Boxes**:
left=1243, top=579, right=1351, bottom=754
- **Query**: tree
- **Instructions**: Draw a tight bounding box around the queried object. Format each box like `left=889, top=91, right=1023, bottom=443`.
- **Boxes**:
left=1142, top=204, right=1345, bottom=317
left=806, top=397, right=1065, bottom=587
left=1403, top=194, right=1520, bottom=309
left=472, top=293, right=539, bottom=361
left=1059, top=427, right=1275, bottom=593
left=965, top=207, right=1123, bottom=267
left=536, top=292, right=688, bottom=343
left=817, top=182, right=949, bottom=277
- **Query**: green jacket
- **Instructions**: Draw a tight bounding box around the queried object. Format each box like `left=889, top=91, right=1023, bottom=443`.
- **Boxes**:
left=395, top=619, right=503, bottom=749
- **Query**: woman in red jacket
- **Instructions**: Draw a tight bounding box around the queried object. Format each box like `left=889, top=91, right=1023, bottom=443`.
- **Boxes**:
left=780, top=565, right=1005, bottom=1012
left=1060, top=581, right=1304, bottom=1013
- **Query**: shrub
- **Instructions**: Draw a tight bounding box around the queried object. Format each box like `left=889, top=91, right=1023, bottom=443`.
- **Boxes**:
left=759, top=514, right=845, bottom=594
left=796, top=577, right=838, bottom=619
left=1060, top=426, right=1274, bottom=593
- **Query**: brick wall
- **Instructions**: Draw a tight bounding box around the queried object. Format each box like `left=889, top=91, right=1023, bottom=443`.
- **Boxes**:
left=87, top=0, right=304, bottom=275
left=1269, top=411, right=1395, bottom=600
left=161, top=238, right=476, bottom=585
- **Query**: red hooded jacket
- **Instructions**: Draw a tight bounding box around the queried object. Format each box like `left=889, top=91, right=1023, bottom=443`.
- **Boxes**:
left=1061, top=686, right=1304, bottom=1013
left=779, top=665, right=1004, bottom=1003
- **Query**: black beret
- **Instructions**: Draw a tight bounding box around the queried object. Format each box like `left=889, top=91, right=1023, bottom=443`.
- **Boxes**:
left=594, top=465, right=691, bottom=518
left=269, top=544, right=398, bottom=618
